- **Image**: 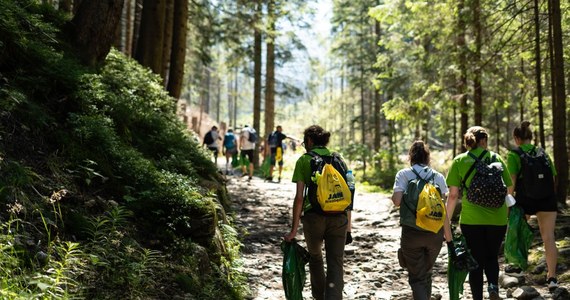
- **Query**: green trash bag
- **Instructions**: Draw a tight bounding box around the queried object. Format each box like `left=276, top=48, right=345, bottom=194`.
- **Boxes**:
left=504, top=205, right=534, bottom=270
left=281, top=240, right=310, bottom=300
left=260, top=157, right=271, bottom=178
left=448, top=234, right=479, bottom=300
left=231, top=152, right=240, bottom=168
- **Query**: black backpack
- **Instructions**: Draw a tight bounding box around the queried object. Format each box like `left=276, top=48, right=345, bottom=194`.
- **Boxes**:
left=204, top=131, right=214, bottom=145
left=247, top=128, right=257, bottom=143
left=305, top=151, right=349, bottom=214
left=462, top=150, right=507, bottom=208
left=512, top=146, right=554, bottom=200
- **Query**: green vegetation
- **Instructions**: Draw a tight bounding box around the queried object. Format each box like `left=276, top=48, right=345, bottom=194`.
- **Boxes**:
left=0, top=1, right=246, bottom=299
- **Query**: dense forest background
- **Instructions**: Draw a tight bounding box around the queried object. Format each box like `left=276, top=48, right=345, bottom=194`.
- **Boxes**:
left=102, top=0, right=568, bottom=201
left=0, top=0, right=568, bottom=299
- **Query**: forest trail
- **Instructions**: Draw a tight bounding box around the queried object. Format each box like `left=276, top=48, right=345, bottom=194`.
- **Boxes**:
left=226, top=171, right=570, bottom=300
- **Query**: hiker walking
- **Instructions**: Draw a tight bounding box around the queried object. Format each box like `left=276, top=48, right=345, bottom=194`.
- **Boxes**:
left=284, top=125, right=351, bottom=300
left=445, top=126, right=513, bottom=300
left=391, top=140, right=452, bottom=300
left=203, top=126, right=221, bottom=164
left=265, top=125, right=287, bottom=182
left=239, top=125, right=256, bottom=181
left=506, top=121, right=559, bottom=290
left=222, top=129, right=238, bottom=175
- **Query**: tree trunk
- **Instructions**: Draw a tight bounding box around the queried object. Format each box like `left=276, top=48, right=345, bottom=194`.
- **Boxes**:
left=131, top=0, right=143, bottom=57
left=548, top=0, right=568, bottom=206
left=457, top=0, right=468, bottom=152
left=373, top=20, right=381, bottom=151
left=252, top=0, right=262, bottom=167
left=134, top=0, right=166, bottom=75
left=473, top=0, right=483, bottom=126
left=534, top=0, right=546, bottom=148
left=67, top=0, right=125, bottom=66
left=166, top=0, right=188, bottom=99
left=264, top=0, right=276, bottom=141
left=59, top=0, right=72, bottom=13
left=124, top=0, right=134, bottom=56
left=161, top=0, right=174, bottom=84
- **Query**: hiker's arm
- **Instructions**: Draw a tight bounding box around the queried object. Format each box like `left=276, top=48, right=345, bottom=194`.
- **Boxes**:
left=442, top=194, right=452, bottom=242
left=508, top=175, right=517, bottom=194
left=284, top=181, right=304, bottom=242
left=446, top=186, right=459, bottom=221
left=391, top=191, right=403, bottom=207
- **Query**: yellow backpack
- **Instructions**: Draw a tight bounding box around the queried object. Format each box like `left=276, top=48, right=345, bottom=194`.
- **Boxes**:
left=306, top=152, right=352, bottom=214
left=402, top=168, right=445, bottom=233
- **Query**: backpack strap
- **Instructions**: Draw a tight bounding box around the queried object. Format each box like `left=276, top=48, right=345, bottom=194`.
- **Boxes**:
left=410, top=167, right=436, bottom=183
left=461, top=150, right=488, bottom=189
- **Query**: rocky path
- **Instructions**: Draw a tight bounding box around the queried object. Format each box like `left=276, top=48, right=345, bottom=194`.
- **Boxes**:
left=226, top=174, right=569, bottom=300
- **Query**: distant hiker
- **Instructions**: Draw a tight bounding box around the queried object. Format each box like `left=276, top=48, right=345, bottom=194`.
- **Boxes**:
left=203, top=126, right=221, bottom=164
left=284, top=125, right=352, bottom=300
left=391, top=140, right=452, bottom=300
left=222, top=129, right=238, bottom=175
left=507, top=121, right=559, bottom=290
left=265, top=125, right=287, bottom=182
left=446, top=126, right=512, bottom=300
left=239, top=125, right=256, bottom=181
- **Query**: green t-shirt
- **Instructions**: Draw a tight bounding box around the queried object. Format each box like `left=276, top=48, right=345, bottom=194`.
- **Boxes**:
left=446, top=147, right=513, bottom=226
left=506, top=143, right=557, bottom=178
left=291, top=147, right=332, bottom=212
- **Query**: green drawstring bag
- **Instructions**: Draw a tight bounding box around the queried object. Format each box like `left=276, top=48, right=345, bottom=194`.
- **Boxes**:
left=504, top=205, right=534, bottom=270
left=448, top=234, right=479, bottom=300
left=231, top=152, right=240, bottom=168
left=281, top=240, right=310, bottom=300
left=260, top=157, right=271, bottom=178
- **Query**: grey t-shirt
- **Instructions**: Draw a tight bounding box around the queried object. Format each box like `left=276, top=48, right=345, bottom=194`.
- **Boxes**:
left=393, top=164, right=449, bottom=195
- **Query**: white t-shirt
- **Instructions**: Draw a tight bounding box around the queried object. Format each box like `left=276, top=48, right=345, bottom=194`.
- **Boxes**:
left=393, top=164, right=449, bottom=195
left=240, top=128, right=255, bottom=150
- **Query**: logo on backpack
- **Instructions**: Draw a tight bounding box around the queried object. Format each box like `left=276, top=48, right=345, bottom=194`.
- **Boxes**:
left=401, top=168, right=446, bottom=233
left=305, top=152, right=352, bottom=214
left=513, top=147, right=554, bottom=200
left=462, top=151, right=507, bottom=208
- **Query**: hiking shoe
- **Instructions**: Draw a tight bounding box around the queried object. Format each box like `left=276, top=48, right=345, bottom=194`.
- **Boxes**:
left=547, top=277, right=558, bottom=290
left=489, top=291, right=502, bottom=300
left=488, top=284, right=502, bottom=300
left=241, top=173, right=248, bottom=177
left=247, top=176, right=252, bottom=182
left=278, top=176, right=281, bottom=183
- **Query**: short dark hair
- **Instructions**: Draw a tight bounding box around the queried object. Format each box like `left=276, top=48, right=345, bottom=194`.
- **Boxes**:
left=303, top=125, right=330, bottom=146
left=408, top=140, right=430, bottom=165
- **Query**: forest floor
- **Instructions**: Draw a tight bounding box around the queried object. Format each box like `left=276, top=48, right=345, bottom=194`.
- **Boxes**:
left=224, top=170, right=570, bottom=300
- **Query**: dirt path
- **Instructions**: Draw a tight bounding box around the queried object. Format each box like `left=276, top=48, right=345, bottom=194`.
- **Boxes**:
left=226, top=174, right=569, bottom=300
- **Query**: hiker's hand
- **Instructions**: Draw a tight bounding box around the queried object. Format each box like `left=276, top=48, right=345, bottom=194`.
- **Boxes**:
left=345, top=232, right=353, bottom=245
left=284, top=231, right=296, bottom=242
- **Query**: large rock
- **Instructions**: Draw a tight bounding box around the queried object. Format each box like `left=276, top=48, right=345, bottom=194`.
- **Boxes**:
left=512, top=286, right=541, bottom=300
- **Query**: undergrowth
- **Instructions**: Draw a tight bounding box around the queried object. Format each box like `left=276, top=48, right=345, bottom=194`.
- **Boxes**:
left=0, top=1, right=246, bottom=299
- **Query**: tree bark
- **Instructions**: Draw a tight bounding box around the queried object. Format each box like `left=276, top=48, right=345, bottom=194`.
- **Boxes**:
left=131, top=0, right=143, bottom=57
left=252, top=0, right=262, bottom=167
left=134, top=0, right=166, bottom=75
left=457, top=0, right=468, bottom=152
left=264, top=0, right=276, bottom=142
left=67, top=0, right=125, bottom=66
left=473, top=0, right=483, bottom=126
left=59, top=0, right=72, bottom=13
left=534, top=0, right=546, bottom=148
left=161, top=0, right=174, bottom=84
left=548, top=0, right=568, bottom=206
left=166, top=0, right=188, bottom=99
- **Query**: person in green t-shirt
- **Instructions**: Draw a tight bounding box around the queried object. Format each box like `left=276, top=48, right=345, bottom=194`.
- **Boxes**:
left=283, top=125, right=350, bottom=300
left=446, top=126, right=513, bottom=300
left=506, top=121, right=559, bottom=290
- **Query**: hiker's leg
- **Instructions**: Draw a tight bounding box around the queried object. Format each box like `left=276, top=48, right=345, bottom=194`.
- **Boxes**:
left=536, top=211, right=558, bottom=279
left=481, top=225, right=506, bottom=289
left=461, top=224, right=485, bottom=300
left=323, top=214, right=347, bottom=300
left=302, top=214, right=327, bottom=300
left=400, top=226, right=438, bottom=300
